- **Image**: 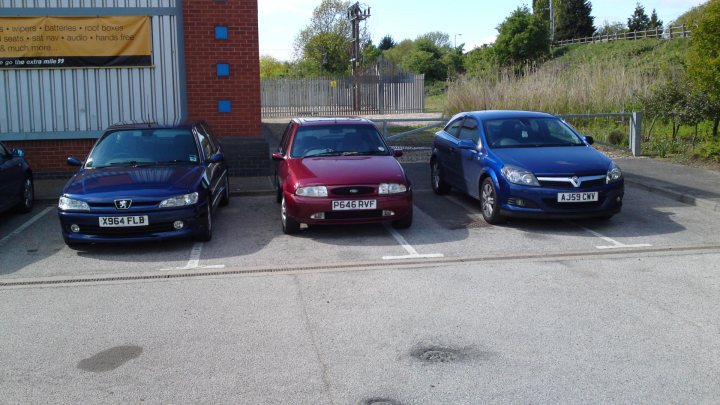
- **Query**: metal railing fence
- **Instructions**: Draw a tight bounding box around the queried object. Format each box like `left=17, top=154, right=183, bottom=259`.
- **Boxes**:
left=556, top=25, right=691, bottom=47
left=261, top=74, right=425, bottom=118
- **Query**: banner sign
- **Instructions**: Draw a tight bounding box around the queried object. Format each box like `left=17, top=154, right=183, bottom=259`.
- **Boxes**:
left=0, top=16, right=152, bottom=69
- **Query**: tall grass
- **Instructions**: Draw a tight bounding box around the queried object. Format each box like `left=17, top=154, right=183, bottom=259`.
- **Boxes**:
left=445, top=58, right=668, bottom=116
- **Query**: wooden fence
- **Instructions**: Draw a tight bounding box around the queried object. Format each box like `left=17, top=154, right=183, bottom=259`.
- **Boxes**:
left=261, top=74, right=425, bottom=118
left=556, top=25, right=691, bottom=47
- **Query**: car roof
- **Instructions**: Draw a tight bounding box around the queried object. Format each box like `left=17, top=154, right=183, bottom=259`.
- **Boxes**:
left=293, top=117, right=375, bottom=127
left=105, top=119, right=199, bottom=131
left=453, top=110, right=558, bottom=121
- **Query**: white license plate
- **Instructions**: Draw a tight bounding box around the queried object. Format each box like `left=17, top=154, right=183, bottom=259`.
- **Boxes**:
left=332, top=200, right=377, bottom=211
left=99, top=216, right=149, bottom=227
left=557, top=192, right=599, bottom=202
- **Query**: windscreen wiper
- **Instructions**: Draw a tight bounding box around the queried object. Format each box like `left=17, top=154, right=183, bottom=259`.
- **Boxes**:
left=107, top=161, right=156, bottom=167
left=304, top=151, right=343, bottom=158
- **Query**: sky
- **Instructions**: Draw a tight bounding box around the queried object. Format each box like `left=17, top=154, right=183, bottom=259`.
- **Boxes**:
left=258, top=0, right=707, bottom=61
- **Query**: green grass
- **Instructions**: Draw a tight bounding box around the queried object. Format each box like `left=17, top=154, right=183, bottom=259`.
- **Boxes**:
left=424, top=94, right=447, bottom=113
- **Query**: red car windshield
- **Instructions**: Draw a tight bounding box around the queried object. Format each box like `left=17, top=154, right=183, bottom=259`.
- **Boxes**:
left=290, top=125, right=391, bottom=158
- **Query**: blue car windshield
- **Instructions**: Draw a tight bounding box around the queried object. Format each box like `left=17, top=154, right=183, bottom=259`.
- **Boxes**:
left=86, top=129, right=200, bottom=168
left=483, top=118, right=585, bottom=148
left=290, top=125, right=391, bottom=158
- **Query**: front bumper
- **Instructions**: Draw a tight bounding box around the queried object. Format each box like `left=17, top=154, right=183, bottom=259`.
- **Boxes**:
left=285, top=192, right=412, bottom=225
left=498, top=181, right=624, bottom=219
left=58, top=204, right=207, bottom=244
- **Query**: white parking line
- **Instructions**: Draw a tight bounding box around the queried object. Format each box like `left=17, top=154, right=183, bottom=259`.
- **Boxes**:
left=383, top=223, right=444, bottom=260
left=161, top=242, right=226, bottom=271
left=0, top=206, right=53, bottom=247
left=572, top=222, right=652, bottom=250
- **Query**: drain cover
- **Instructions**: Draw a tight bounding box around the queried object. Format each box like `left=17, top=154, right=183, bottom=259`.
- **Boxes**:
left=418, top=349, right=458, bottom=363
left=364, top=399, right=400, bottom=405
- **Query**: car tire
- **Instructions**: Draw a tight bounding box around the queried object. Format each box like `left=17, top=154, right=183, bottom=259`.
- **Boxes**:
left=392, top=205, right=413, bottom=229
left=480, top=177, right=506, bottom=225
left=63, top=238, right=84, bottom=250
left=431, top=159, right=451, bottom=195
left=14, top=176, right=34, bottom=214
left=197, top=203, right=213, bottom=242
left=281, top=195, right=300, bottom=234
left=219, top=176, right=230, bottom=207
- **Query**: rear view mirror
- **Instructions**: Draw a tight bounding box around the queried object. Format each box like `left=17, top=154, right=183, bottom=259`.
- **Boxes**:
left=11, top=148, right=25, bottom=157
left=271, top=152, right=285, bottom=161
left=457, top=139, right=477, bottom=150
left=207, top=152, right=225, bottom=163
left=584, top=136, right=595, bottom=145
left=392, top=149, right=403, bottom=158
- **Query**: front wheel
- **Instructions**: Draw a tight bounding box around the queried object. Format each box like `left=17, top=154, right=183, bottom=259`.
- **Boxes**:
left=392, top=205, right=413, bottom=229
left=480, top=178, right=506, bottom=225
left=197, top=203, right=213, bottom=242
left=14, top=176, right=34, bottom=213
left=281, top=196, right=300, bottom=234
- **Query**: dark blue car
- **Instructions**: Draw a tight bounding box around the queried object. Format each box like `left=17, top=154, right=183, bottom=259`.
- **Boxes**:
left=431, top=111, right=624, bottom=224
left=58, top=121, right=229, bottom=247
left=0, top=141, right=34, bottom=215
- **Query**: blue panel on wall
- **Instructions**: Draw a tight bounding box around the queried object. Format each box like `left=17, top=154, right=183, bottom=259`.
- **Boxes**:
left=216, top=63, right=230, bottom=77
left=218, top=100, right=232, bottom=113
left=215, top=26, right=228, bottom=40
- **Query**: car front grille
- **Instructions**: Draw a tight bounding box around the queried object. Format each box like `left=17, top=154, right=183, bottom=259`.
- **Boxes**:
left=324, top=210, right=383, bottom=220
left=75, top=223, right=174, bottom=236
left=88, top=201, right=160, bottom=208
left=330, top=186, right=375, bottom=196
left=537, top=175, right=606, bottom=189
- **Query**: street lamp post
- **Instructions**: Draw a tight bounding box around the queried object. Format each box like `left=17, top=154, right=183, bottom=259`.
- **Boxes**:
left=454, top=33, right=462, bottom=48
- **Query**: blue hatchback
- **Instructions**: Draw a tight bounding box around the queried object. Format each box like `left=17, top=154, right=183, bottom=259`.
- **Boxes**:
left=58, top=121, right=229, bottom=247
left=431, top=111, right=624, bottom=224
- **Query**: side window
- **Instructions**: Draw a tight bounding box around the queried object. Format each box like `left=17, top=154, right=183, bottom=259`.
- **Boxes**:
left=194, top=126, right=215, bottom=159
left=444, top=118, right=464, bottom=138
left=199, top=122, right=220, bottom=150
left=458, top=118, right=480, bottom=144
left=279, top=122, right=294, bottom=154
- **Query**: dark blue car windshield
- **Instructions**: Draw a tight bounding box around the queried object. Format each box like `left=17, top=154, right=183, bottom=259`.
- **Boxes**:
left=86, top=129, right=200, bottom=168
left=483, top=117, right=585, bottom=148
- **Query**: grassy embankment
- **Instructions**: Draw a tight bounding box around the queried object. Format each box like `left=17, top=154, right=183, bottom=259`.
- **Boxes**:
left=418, top=38, right=718, bottom=162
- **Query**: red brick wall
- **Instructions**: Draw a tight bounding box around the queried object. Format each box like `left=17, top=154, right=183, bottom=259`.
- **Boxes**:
left=5, top=139, right=95, bottom=178
left=183, top=0, right=262, bottom=137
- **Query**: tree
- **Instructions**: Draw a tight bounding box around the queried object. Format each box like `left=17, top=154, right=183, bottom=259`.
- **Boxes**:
left=293, top=0, right=369, bottom=76
left=378, top=35, right=396, bottom=50
left=596, top=20, right=628, bottom=36
left=259, top=55, right=290, bottom=78
left=555, top=0, right=594, bottom=41
left=687, top=0, right=720, bottom=137
left=648, top=9, right=663, bottom=29
left=494, top=6, right=550, bottom=65
left=628, top=3, right=651, bottom=32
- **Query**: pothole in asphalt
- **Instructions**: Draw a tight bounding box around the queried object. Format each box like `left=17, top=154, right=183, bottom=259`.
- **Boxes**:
left=363, top=398, right=402, bottom=405
left=413, top=347, right=459, bottom=363
left=77, top=345, right=143, bottom=372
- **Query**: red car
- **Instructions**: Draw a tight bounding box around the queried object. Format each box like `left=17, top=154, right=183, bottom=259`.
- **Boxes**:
left=272, top=118, right=413, bottom=234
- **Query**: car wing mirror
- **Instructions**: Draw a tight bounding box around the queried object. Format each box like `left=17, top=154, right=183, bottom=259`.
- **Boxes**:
left=271, top=152, right=285, bottom=161
left=392, top=149, right=403, bottom=158
left=457, top=139, right=478, bottom=150
left=584, top=135, right=594, bottom=145
left=67, top=156, right=83, bottom=166
left=207, top=152, right=225, bottom=164
left=11, top=148, right=25, bottom=157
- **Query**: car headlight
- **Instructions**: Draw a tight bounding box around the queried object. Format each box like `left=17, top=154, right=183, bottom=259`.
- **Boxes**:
left=159, top=192, right=199, bottom=208
left=501, top=165, right=539, bottom=186
left=295, top=186, right=328, bottom=197
left=378, top=183, right=407, bottom=194
left=58, top=196, right=90, bottom=211
left=606, top=162, right=623, bottom=184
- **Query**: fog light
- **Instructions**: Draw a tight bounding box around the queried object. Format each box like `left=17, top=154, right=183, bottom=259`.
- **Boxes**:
left=382, top=210, right=395, bottom=217
left=173, top=220, right=184, bottom=230
left=310, top=212, right=325, bottom=220
left=70, top=224, right=80, bottom=233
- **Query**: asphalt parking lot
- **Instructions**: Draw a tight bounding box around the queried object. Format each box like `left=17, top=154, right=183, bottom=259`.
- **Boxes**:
left=2, top=162, right=720, bottom=403
left=1, top=162, right=719, bottom=282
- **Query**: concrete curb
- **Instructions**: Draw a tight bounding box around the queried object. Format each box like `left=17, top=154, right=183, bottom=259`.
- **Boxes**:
left=625, top=178, right=720, bottom=213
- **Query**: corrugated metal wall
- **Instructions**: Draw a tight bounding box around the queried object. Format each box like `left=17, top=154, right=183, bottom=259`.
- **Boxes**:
left=0, top=0, right=182, bottom=139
